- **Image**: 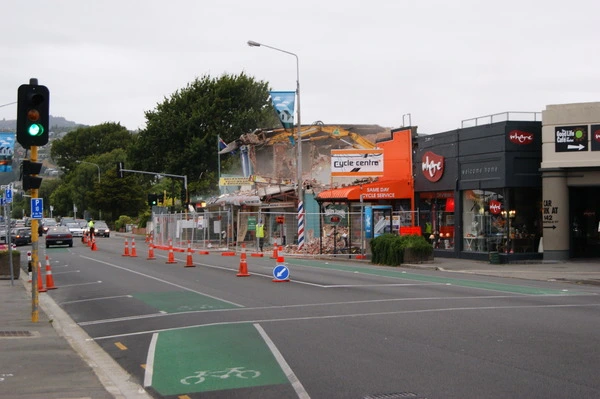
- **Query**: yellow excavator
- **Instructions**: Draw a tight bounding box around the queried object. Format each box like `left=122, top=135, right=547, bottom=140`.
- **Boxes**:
left=218, top=121, right=377, bottom=154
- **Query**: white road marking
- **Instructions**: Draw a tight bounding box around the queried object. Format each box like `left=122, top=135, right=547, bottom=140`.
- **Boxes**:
left=61, top=294, right=133, bottom=305
left=254, top=323, right=310, bottom=399
left=79, top=255, right=243, bottom=307
left=143, top=333, right=158, bottom=388
left=92, top=302, right=600, bottom=340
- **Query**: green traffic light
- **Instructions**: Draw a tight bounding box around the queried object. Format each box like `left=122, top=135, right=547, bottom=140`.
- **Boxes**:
left=27, top=123, right=44, bottom=136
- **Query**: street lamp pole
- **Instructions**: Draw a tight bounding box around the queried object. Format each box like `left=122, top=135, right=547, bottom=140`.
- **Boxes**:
left=248, top=40, right=305, bottom=249
left=77, top=161, right=101, bottom=220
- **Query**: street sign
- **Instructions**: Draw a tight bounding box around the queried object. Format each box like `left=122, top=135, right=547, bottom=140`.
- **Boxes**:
left=5, top=187, right=12, bottom=203
left=273, top=264, right=290, bottom=281
left=31, top=198, right=43, bottom=219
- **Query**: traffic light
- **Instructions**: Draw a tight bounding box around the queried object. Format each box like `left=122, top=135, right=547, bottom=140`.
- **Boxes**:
left=17, top=80, right=50, bottom=148
left=22, top=160, right=43, bottom=190
left=180, top=187, right=187, bottom=206
left=147, top=193, right=158, bottom=206
left=116, top=162, right=124, bottom=178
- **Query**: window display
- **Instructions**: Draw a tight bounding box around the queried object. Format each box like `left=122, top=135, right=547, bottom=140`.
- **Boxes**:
left=462, top=188, right=541, bottom=253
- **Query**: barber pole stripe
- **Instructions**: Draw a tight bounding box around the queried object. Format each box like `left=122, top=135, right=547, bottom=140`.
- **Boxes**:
left=297, top=201, right=305, bottom=250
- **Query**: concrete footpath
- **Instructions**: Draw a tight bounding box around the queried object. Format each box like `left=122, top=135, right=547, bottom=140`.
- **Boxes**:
left=1, top=256, right=598, bottom=399
left=0, top=269, right=152, bottom=399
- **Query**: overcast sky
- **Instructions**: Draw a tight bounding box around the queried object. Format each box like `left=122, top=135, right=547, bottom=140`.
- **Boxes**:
left=2, top=0, right=599, bottom=134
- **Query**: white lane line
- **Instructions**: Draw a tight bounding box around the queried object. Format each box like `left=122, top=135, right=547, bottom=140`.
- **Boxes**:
left=79, top=255, right=243, bottom=307
left=324, top=283, right=438, bottom=288
left=92, top=302, right=600, bottom=340
left=57, top=281, right=103, bottom=288
left=61, top=294, right=133, bottom=305
left=76, top=294, right=530, bottom=325
left=254, top=323, right=310, bottom=399
left=143, top=333, right=158, bottom=388
left=52, top=270, right=81, bottom=274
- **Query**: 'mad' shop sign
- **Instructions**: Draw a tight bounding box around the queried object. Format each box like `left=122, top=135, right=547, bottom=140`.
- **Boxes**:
left=331, top=149, right=384, bottom=177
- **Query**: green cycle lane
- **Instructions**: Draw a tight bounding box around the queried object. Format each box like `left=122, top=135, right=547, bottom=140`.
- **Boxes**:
left=132, top=291, right=289, bottom=395
left=149, top=324, right=289, bottom=396
left=286, top=258, right=578, bottom=296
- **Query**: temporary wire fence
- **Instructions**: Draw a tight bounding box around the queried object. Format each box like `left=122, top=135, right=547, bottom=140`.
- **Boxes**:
left=147, top=209, right=420, bottom=258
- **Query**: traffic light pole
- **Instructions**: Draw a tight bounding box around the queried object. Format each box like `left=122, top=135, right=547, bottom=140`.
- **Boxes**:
left=30, top=146, right=40, bottom=322
left=119, top=167, right=188, bottom=205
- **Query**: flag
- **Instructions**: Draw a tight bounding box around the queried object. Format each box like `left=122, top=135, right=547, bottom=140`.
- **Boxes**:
left=218, top=136, right=237, bottom=155
left=270, top=91, right=295, bottom=129
left=218, top=136, right=227, bottom=151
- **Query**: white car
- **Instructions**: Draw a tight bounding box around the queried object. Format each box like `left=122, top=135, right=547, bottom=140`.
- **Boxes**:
left=65, top=222, right=85, bottom=237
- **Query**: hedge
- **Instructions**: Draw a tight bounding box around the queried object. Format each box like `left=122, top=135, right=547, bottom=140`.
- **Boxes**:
left=370, top=233, right=433, bottom=266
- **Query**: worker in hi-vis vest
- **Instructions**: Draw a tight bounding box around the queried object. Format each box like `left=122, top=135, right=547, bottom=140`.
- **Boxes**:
left=256, top=220, right=265, bottom=252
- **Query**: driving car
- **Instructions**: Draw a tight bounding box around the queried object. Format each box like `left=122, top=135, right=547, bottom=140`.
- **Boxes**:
left=42, top=218, right=58, bottom=234
left=11, top=227, right=32, bottom=246
left=45, top=226, right=73, bottom=248
left=93, top=221, right=110, bottom=237
left=65, top=222, right=85, bottom=238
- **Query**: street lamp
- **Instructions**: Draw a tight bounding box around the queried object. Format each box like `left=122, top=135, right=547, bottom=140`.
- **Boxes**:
left=76, top=160, right=101, bottom=220
left=248, top=40, right=305, bottom=249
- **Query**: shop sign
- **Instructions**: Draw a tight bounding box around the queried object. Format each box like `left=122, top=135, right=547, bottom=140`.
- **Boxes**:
left=219, top=176, right=253, bottom=186
left=422, top=151, right=444, bottom=182
left=591, top=125, right=600, bottom=151
left=331, top=149, right=384, bottom=177
left=489, top=200, right=502, bottom=215
left=508, top=130, right=534, bottom=145
left=555, top=125, right=588, bottom=152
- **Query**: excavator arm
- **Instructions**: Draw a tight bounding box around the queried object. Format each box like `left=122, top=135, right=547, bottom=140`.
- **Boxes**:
left=219, top=122, right=377, bottom=153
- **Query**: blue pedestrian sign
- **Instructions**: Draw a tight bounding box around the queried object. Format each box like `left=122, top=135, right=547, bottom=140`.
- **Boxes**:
left=273, top=264, right=290, bottom=281
left=5, top=187, right=12, bottom=203
left=31, top=198, right=43, bottom=219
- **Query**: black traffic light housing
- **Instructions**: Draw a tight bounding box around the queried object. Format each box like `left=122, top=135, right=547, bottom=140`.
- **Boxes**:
left=17, top=79, right=50, bottom=148
left=148, top=193, right=158, bottom=207
left=22, top=160, right=43, bottom=190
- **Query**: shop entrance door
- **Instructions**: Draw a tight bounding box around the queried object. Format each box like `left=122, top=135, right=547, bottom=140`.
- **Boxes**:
left=569, top=187, right=600, bottom=258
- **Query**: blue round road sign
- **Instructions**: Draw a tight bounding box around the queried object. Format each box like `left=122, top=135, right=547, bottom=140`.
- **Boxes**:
left=273, top=265, right=290, bottom=281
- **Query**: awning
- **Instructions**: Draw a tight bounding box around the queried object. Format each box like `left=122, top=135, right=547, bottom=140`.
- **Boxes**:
left=317, top=179, right=412, bottom=201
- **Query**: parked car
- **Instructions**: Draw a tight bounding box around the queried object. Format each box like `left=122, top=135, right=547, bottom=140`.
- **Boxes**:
left=11, top=228, right=32, bottom=246
left=45, top=226, right=73, bottom=248
left=65, top=222, right=85, bottom=238
left=93, top=221, right=110, bottom=237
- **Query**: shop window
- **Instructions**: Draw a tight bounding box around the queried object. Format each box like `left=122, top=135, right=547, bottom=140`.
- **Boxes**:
left=462, top=188, right=541, bottom=253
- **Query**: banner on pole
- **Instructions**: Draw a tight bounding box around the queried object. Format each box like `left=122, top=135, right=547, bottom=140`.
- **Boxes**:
left=270, top=91, right=295, bottom=129
left=0, top=132, right=16, bottom=172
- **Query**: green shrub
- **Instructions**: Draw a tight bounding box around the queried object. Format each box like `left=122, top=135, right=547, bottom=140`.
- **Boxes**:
left=370, top=234, right=432, bottom=266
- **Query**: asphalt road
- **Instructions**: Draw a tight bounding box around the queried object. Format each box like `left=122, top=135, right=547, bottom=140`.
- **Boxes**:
left=41, top=236, right=600, bottom=399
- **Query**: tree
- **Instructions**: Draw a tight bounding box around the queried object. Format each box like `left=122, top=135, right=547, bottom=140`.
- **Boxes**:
left=128, top=73, right=279, bottom=197
left=50, top=122, right=134, bottom=172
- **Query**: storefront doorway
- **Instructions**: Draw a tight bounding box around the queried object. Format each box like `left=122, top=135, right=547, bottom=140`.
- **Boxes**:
left=569, top=187, right=600, bottom=258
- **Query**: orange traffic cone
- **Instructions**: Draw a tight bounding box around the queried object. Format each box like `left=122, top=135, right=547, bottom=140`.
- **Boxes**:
left=91, top=236, right=98, bottom=251
left=122, top=239, right=130, bottom=256
left=44, top=255, right=57, bottom=290
left=166, top=241, right=177, bottom=264
left=147, top=241, right=156, bottom=260
left=276, top=253, right=285, bottom=264
left=87, top=233, right=92, bottom=247
left=185, top=241, right=195, bottom=267
left=130, top=238, right=138, bottom=257
left=82, top=232, right=88, bottom=244
left=237, top=244, right=250, bottom=277
left=37, top=262, right=47, bottom=293
left=271, top=245, right=279, bottom=259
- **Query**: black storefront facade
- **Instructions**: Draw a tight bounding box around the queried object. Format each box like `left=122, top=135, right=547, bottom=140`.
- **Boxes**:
left=415, top=119, right=543, bottom=262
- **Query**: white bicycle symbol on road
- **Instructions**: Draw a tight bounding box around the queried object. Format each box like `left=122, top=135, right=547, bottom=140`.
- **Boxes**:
left=180, top=367, right=261, bottom=385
